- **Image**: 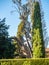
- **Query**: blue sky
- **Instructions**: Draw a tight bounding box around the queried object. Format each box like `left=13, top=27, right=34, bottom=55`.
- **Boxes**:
left=0, top=0, right=49, bottom=37
left=0, top=0, right=20, bottom=36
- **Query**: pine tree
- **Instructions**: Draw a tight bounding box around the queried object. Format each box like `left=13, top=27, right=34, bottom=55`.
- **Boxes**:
left=0, top=18, right=9, bottom=58
left=31, top=2, right=45, bottom=58
left=0, top=18, right=16, bottom=58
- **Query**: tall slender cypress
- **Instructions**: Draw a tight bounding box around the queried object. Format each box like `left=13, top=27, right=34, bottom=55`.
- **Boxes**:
left=31, top=2, right=45, bottom=58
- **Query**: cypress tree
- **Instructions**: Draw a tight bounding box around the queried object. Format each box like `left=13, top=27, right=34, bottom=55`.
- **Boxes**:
left=31, top=2, right=45, bottom=58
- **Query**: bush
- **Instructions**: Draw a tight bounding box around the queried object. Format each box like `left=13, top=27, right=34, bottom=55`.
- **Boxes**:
left=0, top=58, right=49, bottom=65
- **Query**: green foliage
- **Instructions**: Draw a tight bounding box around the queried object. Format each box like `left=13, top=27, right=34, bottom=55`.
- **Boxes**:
left=0, top=18, right=9, bottom=58
left=17, top=21, right=25, bottom=38
left=31, top=2, right=45, bottom=58
left=6, top=40, right=16, bottom=58
left=33, top=29, right=43, bottom=58
left=23, top=61, right=31, bottom=65
left=0, top=59, right=49, bottom=65
left=12, top=40, right=20, bottom=58
left=0, top=18, right=16, bottom=59
left=17, top=20, right=25, bottom=46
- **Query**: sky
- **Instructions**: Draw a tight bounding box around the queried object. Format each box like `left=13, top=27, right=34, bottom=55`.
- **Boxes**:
left=0, top=0, right=20, bottom=36
left=0, top=0, right=49, bottom=44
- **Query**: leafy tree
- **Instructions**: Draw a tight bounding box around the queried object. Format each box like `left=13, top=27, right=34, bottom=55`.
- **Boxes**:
left=0, top=18, right=16, bottom=58
left=31, top=2, right=45, bottom=58
left=0, top=18, right=9, bottom=58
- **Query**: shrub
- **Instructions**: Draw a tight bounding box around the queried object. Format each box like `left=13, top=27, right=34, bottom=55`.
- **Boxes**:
left=0, top=58, right=49, bottom=65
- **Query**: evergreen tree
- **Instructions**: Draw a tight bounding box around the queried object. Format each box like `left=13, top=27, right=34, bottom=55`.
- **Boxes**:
left=31, top=2, right=45, bottom=58
left=0, top=18, right=9, bottom=58
left=0, top=18, right=16, bottom=58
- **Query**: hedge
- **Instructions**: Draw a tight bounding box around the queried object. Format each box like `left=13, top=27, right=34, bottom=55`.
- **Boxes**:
left=0, top=58, right=49, bottom=65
